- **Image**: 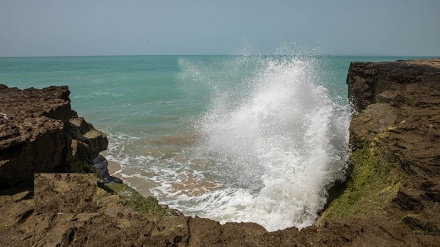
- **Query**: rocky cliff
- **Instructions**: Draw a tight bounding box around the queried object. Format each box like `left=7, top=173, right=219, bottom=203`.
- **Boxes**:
left=319, top=59, right=440, bottom=246
left=0, top=85, right=109, bottom=186
left=1, top=59, right=440, bottom=246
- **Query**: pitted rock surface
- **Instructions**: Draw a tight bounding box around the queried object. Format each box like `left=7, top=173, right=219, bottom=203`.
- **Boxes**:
left=0, top=85, right=108, bottom=185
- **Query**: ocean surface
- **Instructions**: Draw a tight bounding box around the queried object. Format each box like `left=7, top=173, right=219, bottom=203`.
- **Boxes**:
left=0, top=55, right=430, bottom=231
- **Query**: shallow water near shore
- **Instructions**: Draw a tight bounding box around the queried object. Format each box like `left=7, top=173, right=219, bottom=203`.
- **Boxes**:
left=0, top=54, right=432, bottom=231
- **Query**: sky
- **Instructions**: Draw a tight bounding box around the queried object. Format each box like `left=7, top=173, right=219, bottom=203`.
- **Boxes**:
left=0, top=0, right=439, bottom=57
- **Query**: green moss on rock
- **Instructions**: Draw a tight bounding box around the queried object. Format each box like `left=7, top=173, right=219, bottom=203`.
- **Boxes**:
left=320, top=139, right=401, bottom=221
left=318, top=102, right=403, bottom=223
left=101, top=183, right=166, bottom=216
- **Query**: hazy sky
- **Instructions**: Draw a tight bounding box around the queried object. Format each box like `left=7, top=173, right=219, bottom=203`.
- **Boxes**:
left=1, top=0, right=439, bottom=57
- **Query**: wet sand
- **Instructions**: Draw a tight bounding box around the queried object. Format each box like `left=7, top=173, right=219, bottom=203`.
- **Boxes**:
left=107, top=159, right=156, bottom=197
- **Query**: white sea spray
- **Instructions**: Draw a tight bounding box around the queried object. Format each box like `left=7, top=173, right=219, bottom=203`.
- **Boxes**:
left=150, top=56, right=350, bottom=231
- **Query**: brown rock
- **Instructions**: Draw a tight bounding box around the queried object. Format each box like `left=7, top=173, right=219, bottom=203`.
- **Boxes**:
left=34, top=173, right=97, bottom=214
left=337, top=58, right=440, bottom=246
left=347, top=59, right=440, bottom=112
left=0, top=85, right=108, bottom=185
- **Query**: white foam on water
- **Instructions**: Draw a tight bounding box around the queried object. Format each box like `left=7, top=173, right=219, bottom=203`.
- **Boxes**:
left=153, top=56, right=350, bottom=231
left=104, top=55, right=350, bottom=232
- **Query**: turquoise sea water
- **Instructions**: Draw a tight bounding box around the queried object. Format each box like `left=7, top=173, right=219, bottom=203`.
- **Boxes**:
left=0, top=55, right=432, bottom=231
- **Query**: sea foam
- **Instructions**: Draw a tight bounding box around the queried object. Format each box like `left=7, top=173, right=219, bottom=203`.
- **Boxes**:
left=106, top=55, right=350, bottom=231
left=149, top=56, right=351, bottom=231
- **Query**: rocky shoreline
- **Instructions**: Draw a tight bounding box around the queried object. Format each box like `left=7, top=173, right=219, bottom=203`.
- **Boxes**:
left=1, top=59, right=439, bottom=246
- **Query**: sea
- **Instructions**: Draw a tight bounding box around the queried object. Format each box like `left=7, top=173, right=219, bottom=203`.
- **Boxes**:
left=0, top=54, right=431, bottom=231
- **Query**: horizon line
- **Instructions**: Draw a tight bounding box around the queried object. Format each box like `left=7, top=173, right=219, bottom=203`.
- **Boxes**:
left=1, top=53, right=439, bottom=59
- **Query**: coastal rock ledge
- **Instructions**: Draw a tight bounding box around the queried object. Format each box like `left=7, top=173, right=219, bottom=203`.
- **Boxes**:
left=0, top=85, right=109, bottom=186
left=1, top=59, right=440, bottom=246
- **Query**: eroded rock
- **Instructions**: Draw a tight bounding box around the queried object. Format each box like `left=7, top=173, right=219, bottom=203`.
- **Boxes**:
left=0, top=85, right=108, bottom=185
left=322, top=59, right=440, bottom=246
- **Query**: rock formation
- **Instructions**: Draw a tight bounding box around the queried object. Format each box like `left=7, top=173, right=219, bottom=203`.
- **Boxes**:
left=0, top=85, right=110, bottom=186
left=1, top=59, right=440, bottom=246
left=320, top=59, right=440, bottom=245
